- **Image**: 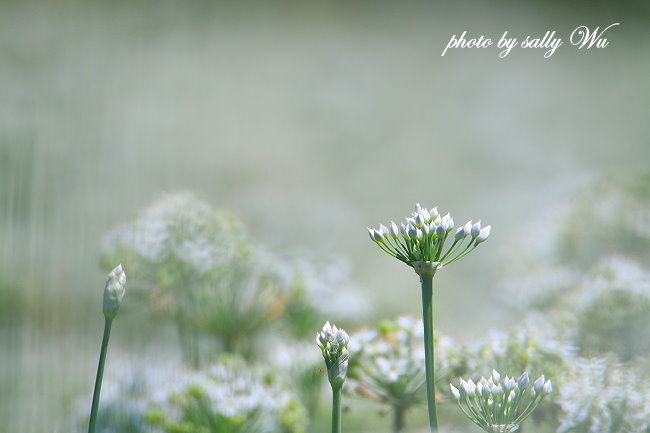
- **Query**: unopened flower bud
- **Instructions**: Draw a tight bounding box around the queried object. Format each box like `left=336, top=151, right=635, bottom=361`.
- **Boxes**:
left=103, top=264, right=127, bottom=320
left=390, top=221, right=399, bottom=238
left=543, top=379, right=552, bottom=394
left=379, top=224, right=389, bottom=237
left=450, top=383, right=461, bottom=400
left=517, top=372, right=529, bottom=389
left=420, top=208, right=431, bottom=222
left=407, top=224, right=417, bottom=239
left=492, top=369, right=501, bottom=383
left=533, top=376, right=545, bottom=394
left=471, top=221, right=482, bottom=238
left=476, top=225, right=491, bottom=244
left=430, top=207, right=439, bottom=219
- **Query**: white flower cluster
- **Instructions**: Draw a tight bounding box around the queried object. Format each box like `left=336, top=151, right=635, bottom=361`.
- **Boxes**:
left=102, top=192, right=247, bottom=275
left=347, top=316, right=459, bottom=407
left=347, top=317, right=425, bottom=406
left=316, top=321, right=350, bottom=368
left=367, top=203, right=490, bottom=268
left=557, top=357, right=650, bottom=433
left=576, top=255, right=650, bottom=307
left=262, top=251, right=369, bottom=320
left=450, top=370, right=551, bottom=433
left=317, top=321, right=350, bottom=389
left=466, top=314, right=576, bottom=378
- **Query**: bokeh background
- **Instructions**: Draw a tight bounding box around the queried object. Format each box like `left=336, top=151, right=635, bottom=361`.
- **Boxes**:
left=1, top=1, right=648, bottom=432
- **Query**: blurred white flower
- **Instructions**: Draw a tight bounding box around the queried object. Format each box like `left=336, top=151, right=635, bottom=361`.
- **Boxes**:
left=557, top=357, right=650, bottom=433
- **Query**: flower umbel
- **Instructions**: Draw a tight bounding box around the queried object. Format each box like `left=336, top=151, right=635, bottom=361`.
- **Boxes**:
left=317, top=321, right=350, bottom=389
left=450, top=370, right=551, bottom=433
left=368, top=203, right=490, bottom=272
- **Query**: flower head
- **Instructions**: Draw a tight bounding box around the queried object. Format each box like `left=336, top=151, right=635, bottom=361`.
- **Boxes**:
left=317, top=321, right=350, bottom=389
left=103, top=264, right=127, bottom=320
left=368, top=203, right=490, bottom=275
left=450, top=370, right=551, bottom=433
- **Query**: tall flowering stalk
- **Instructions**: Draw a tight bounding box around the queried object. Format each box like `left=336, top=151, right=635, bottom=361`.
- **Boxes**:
left=88, top=265, right=126, bottom=433
left=368, top=204, right=490, bottom=432
left=317, top=322, right=350, bottom=433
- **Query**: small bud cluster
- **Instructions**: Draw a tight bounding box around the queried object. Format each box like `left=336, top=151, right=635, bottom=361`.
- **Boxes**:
left=103, top=264, right=127, bottom=320
left=449, top=370, right=551, bottom=433
left=317, top=322, right=350, bottom=389
left=368, top=203, right=490, bottom=270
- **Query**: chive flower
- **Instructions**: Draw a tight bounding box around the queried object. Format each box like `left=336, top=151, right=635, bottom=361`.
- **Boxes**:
left=367, top=204, right=490, bottom=432
left=450, top=370, right=552, bottom=433
left=367, top=203, right=490, bottom=270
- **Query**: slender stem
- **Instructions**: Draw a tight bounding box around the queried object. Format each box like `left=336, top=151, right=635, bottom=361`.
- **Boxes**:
left=331, top=385, right=342, bottom=433
left=420, top=274, right=439, bottom=432
left=88, top=318, right=113, bottom=433
left=393, top=404, right=406, bottom=433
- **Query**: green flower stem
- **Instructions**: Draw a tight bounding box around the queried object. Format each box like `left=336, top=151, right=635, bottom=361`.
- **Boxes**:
left=88, top=317, right=113, bottom=433
left=331, top=385, right=342, bottom=433
left=393, top=404, right=406, bottom=433
left=420, top=274, right=439, bottom=432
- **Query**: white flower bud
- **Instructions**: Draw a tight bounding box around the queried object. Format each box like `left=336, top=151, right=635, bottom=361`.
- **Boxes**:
left=465, top=379, right=477, bottom=397
left=430, top=207, right=439, bottom=219
left=517, top=372, right=529, bottom=389
left=450, top=383, right=460, bottom=400
left=103, top=264, right=126, bottom=320
left=455, top=226, right=466, bottom=240
left=372, top=229, right=385, bottom=242
left=422, top=224, right=430, bottom=235
left=416, top=228, right=423, bottom=239
left=543, top=379, right=552, bottom=394
left=492, top=369, right=501, bottom=383
left=471, top=221, right=482, bottom=238
left=420, top=208, right=431, bottom=222
left=379, top=224, right=389, bottom=237
left=390, top=221, right=399, bottom=238
left=481, top=383, right=491, bottom=398
left=533, top=376, right=545, bottom=394
left=447, top=217, right=454, bottom=231
left=407, top=224, right=417, bottom=239
left=476, top=225, right=491, bottom=244
left=415, top=203, right=422, bottom=212
left=436, top=223, right=446, bottom=236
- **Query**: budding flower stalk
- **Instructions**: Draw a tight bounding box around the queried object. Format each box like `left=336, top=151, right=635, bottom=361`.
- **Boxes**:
left=317, top=321, right=350, bottom=433
left=89, top=265, right=127, bottom=433
left=450, top=370, right=552, bottom=433
left=367, top=204, right=491, bottom=433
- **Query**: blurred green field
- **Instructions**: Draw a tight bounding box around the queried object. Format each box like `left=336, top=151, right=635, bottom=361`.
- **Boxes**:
left=0, top=1, right=649, bottom=432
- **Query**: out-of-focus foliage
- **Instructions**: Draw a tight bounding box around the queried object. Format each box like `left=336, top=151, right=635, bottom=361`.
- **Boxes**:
left=557, top=357, right=650, bottom=433
left=558, top=173, right=650, bottom=268
left=346, top=316, right=465, bottom=431
left=101, top=192, right=366, bottom=364
left=79, top=355, right=307, bottom=433
left=466, top=314, right=575, bottom=385
left=147, top=357, right=307, bottom=433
